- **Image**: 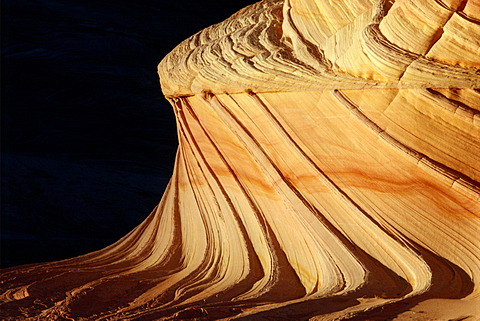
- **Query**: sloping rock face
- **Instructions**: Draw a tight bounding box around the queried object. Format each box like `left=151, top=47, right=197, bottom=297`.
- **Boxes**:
left=1, top=0, right=479, bottom=320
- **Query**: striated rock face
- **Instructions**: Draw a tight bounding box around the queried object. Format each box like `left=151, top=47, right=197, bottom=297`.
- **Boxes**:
left=1, top=0, right=479, bottom=320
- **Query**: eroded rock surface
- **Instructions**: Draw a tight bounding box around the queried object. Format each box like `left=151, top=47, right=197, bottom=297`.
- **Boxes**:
left=1, top=0, right=479, bottom=320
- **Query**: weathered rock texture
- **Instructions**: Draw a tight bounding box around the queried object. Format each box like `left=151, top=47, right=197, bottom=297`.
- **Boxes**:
left=2, top=0, right=480, bottom=320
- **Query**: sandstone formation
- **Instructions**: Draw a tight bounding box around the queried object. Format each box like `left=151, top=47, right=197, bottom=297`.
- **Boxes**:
left=1, top=0, right=480, bottom=320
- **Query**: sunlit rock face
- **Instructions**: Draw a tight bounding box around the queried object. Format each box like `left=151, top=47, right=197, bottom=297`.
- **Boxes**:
left=1, top=0, right=479, bottom=320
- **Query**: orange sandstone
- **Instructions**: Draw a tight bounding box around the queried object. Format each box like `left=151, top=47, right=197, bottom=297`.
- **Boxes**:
left=1, top=0, right=479, bottom=320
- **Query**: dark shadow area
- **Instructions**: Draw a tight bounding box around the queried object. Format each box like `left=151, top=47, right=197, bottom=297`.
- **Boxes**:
left=1, top=0, right=256, bottom=268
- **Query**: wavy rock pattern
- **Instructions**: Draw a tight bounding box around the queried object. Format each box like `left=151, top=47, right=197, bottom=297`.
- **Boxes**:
left=1, top=0, right=480, bottom=320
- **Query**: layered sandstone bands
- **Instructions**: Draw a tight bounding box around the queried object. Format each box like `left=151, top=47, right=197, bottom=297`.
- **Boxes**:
left=160, top=0, right=480, bottom=96
left=1, top=0, right=479, bottom=320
